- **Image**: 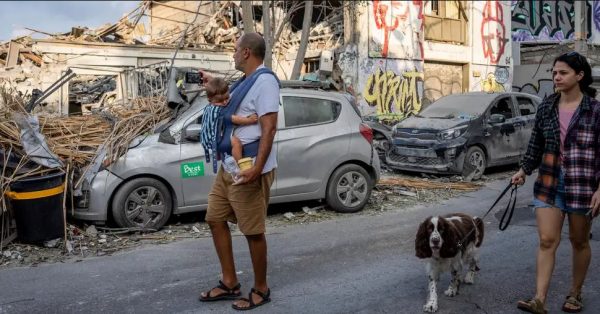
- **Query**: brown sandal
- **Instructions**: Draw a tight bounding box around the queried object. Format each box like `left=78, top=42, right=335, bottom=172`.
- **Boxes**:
left=562, top=295, right=583, bottom=313
left=517, top=298, right=547, bottom=314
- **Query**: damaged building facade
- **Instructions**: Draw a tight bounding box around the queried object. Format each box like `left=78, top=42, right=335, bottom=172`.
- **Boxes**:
left=340, top=1, right=513, bottom=123
left=5, top=1, right=600, bottom=122
left=146, top=1, right=516, bottom=123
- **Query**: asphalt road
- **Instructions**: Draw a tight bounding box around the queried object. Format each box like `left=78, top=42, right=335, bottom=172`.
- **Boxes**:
left=1, top=177, right=599, bottom=314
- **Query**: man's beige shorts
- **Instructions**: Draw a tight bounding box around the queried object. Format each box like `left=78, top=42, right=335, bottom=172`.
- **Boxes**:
left=206, top=166, right=275, bottom=235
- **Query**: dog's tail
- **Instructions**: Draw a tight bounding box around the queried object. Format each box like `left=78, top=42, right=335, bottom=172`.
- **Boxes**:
left=473, top=217, right=484, bottom=247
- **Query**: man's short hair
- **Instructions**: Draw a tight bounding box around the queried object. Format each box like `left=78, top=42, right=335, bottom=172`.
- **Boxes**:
left=239, top=32, right=266, bottom=61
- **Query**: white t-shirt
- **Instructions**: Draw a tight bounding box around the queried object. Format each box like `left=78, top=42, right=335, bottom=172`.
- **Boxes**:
left=232, top=65, right=280, bottom=174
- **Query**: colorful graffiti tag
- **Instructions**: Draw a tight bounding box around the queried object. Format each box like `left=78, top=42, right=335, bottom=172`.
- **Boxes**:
left=372, top=0, right=400, bottom=58
left=511, top=0, right=592, bottom=42
left=481, top=1, right=507, bottom=64
left=370, top=1, right=424, bottom=59
left=363, top=68, right=424, bottom=119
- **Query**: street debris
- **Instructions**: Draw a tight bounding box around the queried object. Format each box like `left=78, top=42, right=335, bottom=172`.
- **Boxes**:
left=283, top=212, right=295, bottom=220
left=377, top=177, right=481, bottom=191
left=0, top=167, right=518, bottom=269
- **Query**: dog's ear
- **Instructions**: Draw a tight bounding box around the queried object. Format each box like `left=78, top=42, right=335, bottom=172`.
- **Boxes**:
left=415, top=217, right=432, bottom=258
left=439, top=218, right=459, bottom=258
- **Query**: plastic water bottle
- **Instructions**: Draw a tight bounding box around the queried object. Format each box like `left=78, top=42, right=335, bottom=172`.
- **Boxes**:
left=222, top=154, right=240, bottom=175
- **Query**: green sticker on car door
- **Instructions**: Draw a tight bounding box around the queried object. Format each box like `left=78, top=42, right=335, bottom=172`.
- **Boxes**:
left=181, top=162, right=204, bottom=178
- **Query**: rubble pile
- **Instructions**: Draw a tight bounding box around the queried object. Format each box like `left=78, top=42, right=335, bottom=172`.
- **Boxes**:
left=0, top=91, right=171, bottom=248
left=0, top=93, right=169, bottom=170
left=278, top=9, right=343, bottom=53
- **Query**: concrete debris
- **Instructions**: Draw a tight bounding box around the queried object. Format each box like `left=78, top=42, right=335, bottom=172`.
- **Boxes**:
left=65, top=240, right=74, bottom=254
left=192, top=226, right=201, bottom=233
left=85, top=225, right=98, bottom=236
left=283, top=212, right=295, bottom=220
left=397, top=190, right=417, bottom=197
left=43, top=238, right=61, bottom=248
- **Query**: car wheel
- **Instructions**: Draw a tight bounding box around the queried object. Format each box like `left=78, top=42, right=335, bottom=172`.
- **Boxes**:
left=462, top=146, right=486, bottom=181
left=112, top=177, right=173, bottom=229
left=326, top=164, right=373, bottom=213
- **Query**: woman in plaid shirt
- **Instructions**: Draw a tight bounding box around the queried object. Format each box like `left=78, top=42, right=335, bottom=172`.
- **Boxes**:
left=513, top=52, right=600, bottom=314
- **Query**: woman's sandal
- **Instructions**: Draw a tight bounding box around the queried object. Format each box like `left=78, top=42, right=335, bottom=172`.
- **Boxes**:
left=232, top=288, right=271, bottom=311
left=517, top=298, right=548, bottom=314
left=198, top=280, right=241, bottom=302
left=562, top=294, right=583, bottom=313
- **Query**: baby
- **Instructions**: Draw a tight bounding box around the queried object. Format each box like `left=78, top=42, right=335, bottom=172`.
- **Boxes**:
left=200, top=77, right=258, bottom=173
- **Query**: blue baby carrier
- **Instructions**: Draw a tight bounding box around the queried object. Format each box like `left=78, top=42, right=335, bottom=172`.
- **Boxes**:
left=215, top=68, right=280, bottom=161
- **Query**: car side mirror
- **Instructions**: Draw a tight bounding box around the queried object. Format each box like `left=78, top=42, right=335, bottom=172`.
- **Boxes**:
left=487, top=114, right=505, bottom=124
left=185, top=123, right=202, bottom=141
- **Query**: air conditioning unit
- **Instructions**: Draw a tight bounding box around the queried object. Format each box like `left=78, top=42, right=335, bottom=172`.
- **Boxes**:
left=319, top=50, right=334, bottom=73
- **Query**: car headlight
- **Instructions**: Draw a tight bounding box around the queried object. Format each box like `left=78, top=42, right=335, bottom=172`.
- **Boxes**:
left=438, top=126, right=467, bottom=140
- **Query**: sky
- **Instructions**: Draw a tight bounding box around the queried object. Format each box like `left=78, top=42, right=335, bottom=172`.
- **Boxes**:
left=0, top=1, right=141, bottom=41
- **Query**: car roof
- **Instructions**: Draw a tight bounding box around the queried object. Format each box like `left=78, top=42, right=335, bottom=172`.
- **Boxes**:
left=455, top=91, right=542, bottom=101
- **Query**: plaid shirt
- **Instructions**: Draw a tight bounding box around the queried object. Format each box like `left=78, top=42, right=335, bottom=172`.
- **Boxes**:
left=520, top=93, right=600, bottom=210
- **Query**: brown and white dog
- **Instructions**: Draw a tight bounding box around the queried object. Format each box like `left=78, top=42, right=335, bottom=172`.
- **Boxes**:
left=415, top=213, right=484, bottom=312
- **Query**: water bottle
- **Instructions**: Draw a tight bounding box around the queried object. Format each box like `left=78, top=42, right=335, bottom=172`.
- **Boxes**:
left=222, top=154, right=240, bottom=175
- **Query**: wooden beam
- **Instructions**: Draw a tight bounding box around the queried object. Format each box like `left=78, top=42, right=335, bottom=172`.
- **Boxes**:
left=20, top=52, right=43, bottom=66
left=6, top=41, right=23, bottom=67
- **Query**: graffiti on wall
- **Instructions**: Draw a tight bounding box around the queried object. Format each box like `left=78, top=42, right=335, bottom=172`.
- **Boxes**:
left=481, top=1, right=507, bottom=64
left=594, top=1, right=600, bottom=32
left=513, top=79, right=555, bottom=99
left=362, top=67, right=424, bottom=120
left=511, top=0, right=592, bottom=42
left=481, top=73, right=506, bottom=92
left=369, top=1, right=424, bottom=59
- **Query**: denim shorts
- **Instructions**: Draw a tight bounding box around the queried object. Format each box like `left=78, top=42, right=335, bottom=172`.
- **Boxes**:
left=532, top=169, right=589, bottom=215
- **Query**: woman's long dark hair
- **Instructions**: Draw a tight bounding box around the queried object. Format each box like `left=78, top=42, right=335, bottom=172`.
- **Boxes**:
left=553, top=52, right=597, bottom=98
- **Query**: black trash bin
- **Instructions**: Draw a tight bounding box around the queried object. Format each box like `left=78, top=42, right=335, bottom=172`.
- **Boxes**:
left=6, top=171, right=66, bottom=243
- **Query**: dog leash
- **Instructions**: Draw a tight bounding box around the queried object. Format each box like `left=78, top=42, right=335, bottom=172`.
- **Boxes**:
left=457, top=181, right=518, bottom=248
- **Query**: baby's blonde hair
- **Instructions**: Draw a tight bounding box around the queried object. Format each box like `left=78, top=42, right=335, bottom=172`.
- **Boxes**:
left=206, top=77, right=229, bottom=103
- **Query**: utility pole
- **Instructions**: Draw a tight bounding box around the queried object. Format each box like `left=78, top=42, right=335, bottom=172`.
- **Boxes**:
left=574, top=0, right=587, bottom=55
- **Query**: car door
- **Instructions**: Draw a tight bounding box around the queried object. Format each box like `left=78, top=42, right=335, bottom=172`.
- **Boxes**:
left=273, top=93, right=349, bottom=197
left=178, top=107, right=218, bottom=207
left=179, top=101, right=283, bottom=207
left=513, top=95, right=538, bottom=156
left=483, top=96, right=520, bottom=162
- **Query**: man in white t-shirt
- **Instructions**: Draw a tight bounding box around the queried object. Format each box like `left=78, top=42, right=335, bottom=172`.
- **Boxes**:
left=198, top=33, right=279, bottom=311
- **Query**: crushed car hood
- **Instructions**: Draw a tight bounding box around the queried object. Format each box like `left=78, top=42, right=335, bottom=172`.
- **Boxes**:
left=396, top=116, right=472, bottom=131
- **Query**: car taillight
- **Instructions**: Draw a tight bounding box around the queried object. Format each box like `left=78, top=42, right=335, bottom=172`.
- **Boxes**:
left=359, top=123, right=373, bottom=144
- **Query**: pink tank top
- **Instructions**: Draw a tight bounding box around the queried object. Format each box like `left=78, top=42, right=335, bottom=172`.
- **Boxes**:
left=559, top=107, right=576, bottom=162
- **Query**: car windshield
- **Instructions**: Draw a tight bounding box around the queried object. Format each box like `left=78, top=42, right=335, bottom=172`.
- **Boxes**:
left=162, top=95, right=209, bottom=132
left=417, top=94, right=497, bottom=119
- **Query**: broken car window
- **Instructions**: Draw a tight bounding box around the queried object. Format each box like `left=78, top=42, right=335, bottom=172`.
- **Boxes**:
left=489, top=98, right=514, bottom=119
left=516, top=97, right=536, bottom=116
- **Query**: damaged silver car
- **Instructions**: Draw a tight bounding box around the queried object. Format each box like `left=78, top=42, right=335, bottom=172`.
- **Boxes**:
left=73, top=80, right=380, bottom=229
left=386, top=92, right=541, bottom=180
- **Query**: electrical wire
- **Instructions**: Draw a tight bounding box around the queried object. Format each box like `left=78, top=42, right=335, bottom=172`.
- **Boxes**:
left=164, top=2, right=203, bottom=96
